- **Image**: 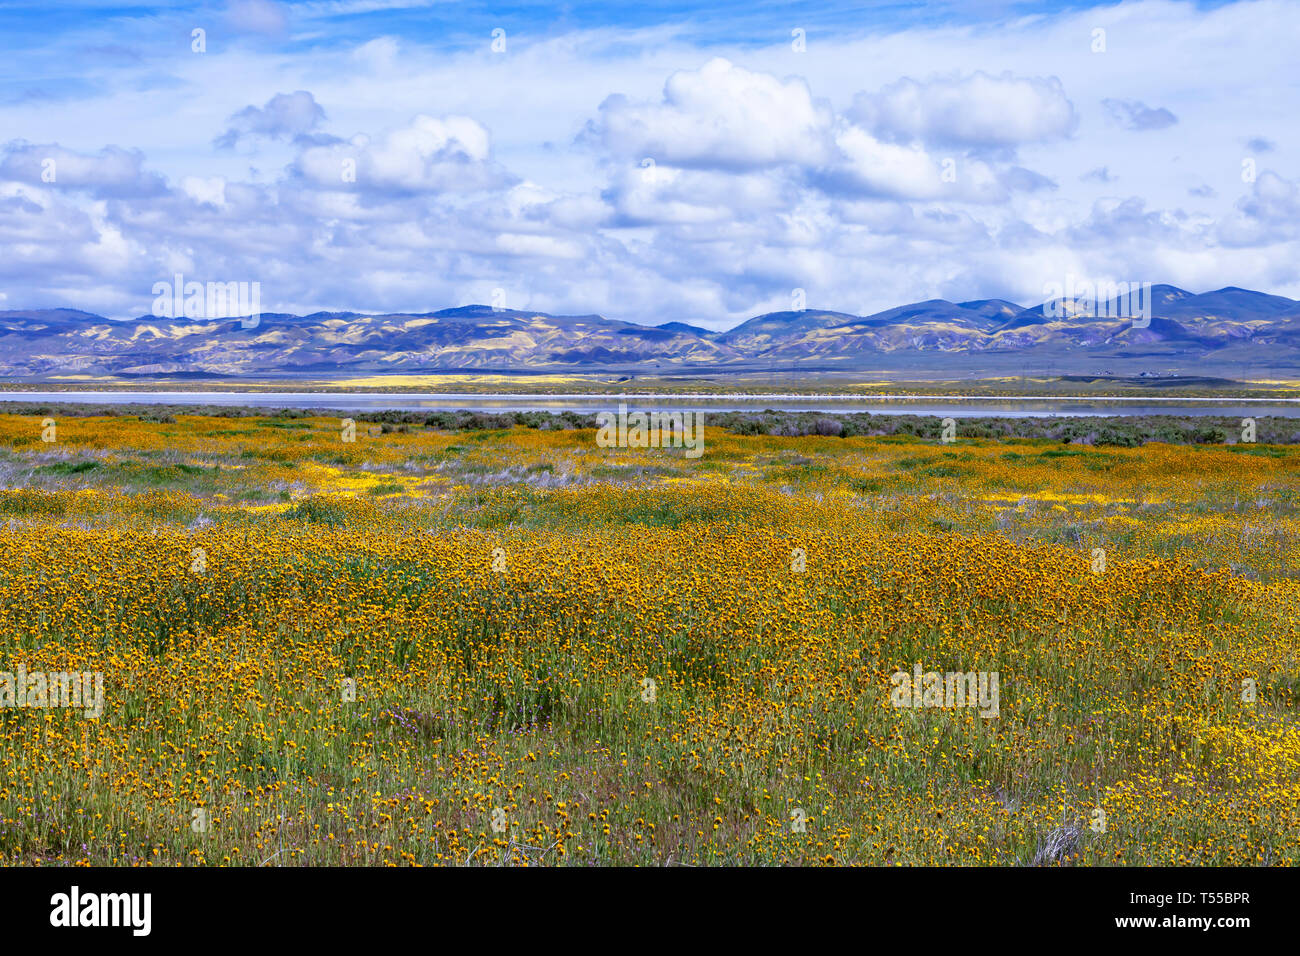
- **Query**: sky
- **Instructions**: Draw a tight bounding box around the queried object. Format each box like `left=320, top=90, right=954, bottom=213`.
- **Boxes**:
left=0, top=0, right=1295, bottom=329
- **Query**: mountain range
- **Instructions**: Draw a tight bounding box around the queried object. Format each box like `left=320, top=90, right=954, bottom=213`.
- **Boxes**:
left=2, top=284, right=1299, bottom=380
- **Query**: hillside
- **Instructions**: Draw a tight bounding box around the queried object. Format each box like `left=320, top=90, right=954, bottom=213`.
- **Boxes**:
left=2, top=286, right=1298, bottom=380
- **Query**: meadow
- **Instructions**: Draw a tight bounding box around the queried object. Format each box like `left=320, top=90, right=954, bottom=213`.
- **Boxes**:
left=0, top=411, right=1296, bottom=866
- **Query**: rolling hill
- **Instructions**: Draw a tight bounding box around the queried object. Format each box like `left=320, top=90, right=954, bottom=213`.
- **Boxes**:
left=1, top=285, right=1298, bottom=380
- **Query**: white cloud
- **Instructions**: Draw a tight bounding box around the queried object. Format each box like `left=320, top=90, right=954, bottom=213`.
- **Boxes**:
left=828, top=125, right=1005, bottom=201
left=294, top=114, right=510, bottom=193
left=1219, top=171, right=1300, bottom=246
left=591, top=58, right=834, bottom=170
left=0, top=144, right=165, bottom=197
left=495, top=233, right=584, bottom=259
left=1102, top=98, right=1178, bottom=132
left=851, top=71, right=1078, bottom=148
left=180, top=176, right=229, bottom=208
left=217, top=91, right=327, bottom=148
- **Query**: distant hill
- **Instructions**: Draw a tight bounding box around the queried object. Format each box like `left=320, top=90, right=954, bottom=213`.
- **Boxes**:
left=1, top=286, right=1298, bottom=379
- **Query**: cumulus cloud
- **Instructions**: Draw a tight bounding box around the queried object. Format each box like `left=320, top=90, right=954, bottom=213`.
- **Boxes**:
left=1219, top=171, right=1300, bottom=246
left=216, top=91, right=328, bottom=148
left=820, top=126, right=1006, bottom=202
left=180, top=176, right=230, bottom=208
left=1067, top=197, right=1188, bottom=245
left=588, top=58, right=834, bottom=170
left=605, top=163, right=792, bottom=226
left=293, top=114, right=513, bottom=194
left=1081, top=166, right=1115, bottom=183
left=589, top=60, right=1063, bottom=211
left=0, top=143, right=167, bottom=198
left=1102, top=98, right=1178, bottom=131
left=850, top=71, right=1078, bottom=148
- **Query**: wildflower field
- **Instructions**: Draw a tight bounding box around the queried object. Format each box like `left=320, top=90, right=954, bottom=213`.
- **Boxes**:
left=0, top=412, right=1297, bottom=866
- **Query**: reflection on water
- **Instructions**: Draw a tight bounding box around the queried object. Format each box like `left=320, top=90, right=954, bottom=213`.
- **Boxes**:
left=2, top=391, right=1298, bottom=419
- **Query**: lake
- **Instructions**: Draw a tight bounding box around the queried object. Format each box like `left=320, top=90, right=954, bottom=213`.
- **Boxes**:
left=2, top=391, right=1299, bottom=418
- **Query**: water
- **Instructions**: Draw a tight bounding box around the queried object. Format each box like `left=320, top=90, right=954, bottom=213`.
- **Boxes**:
left=2, top=391, right=1298, bottom=418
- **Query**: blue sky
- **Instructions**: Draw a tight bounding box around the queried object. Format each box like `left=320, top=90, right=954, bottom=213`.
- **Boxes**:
left=0, top=2, right=1120, bottom=44
left=0, top=0, right=1294, bottom=327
